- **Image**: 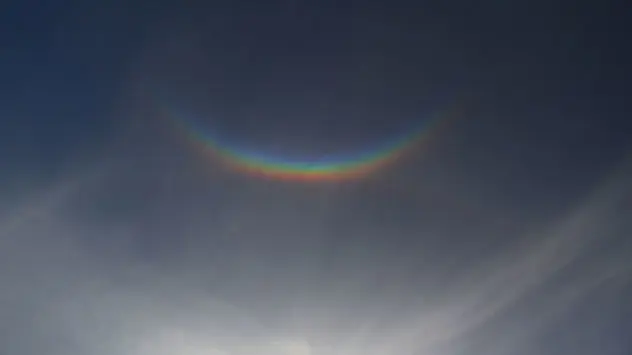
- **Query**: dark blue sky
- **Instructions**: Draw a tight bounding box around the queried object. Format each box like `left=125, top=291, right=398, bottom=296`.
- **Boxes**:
left=0, top=1, right=630, bottom=195
left=3, top=0, right=630, bottom=173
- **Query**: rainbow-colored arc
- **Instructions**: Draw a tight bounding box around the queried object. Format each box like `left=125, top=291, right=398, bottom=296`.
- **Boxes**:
left=171, top=108, right=453, bottom=182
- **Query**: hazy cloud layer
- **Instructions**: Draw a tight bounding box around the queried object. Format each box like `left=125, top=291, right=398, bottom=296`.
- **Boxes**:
left=1, top=121, right=630, bottom=355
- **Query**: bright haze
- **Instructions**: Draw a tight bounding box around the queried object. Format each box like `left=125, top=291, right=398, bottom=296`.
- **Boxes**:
left=1, top=1, right=631, bottom=355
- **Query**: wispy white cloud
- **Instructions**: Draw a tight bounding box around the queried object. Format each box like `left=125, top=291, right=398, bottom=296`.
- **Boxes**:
left=1, top=137, right=629, bottom=355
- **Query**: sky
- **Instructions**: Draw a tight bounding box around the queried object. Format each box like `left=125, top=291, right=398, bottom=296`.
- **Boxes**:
left=1, top=1, right=631, bottom=355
